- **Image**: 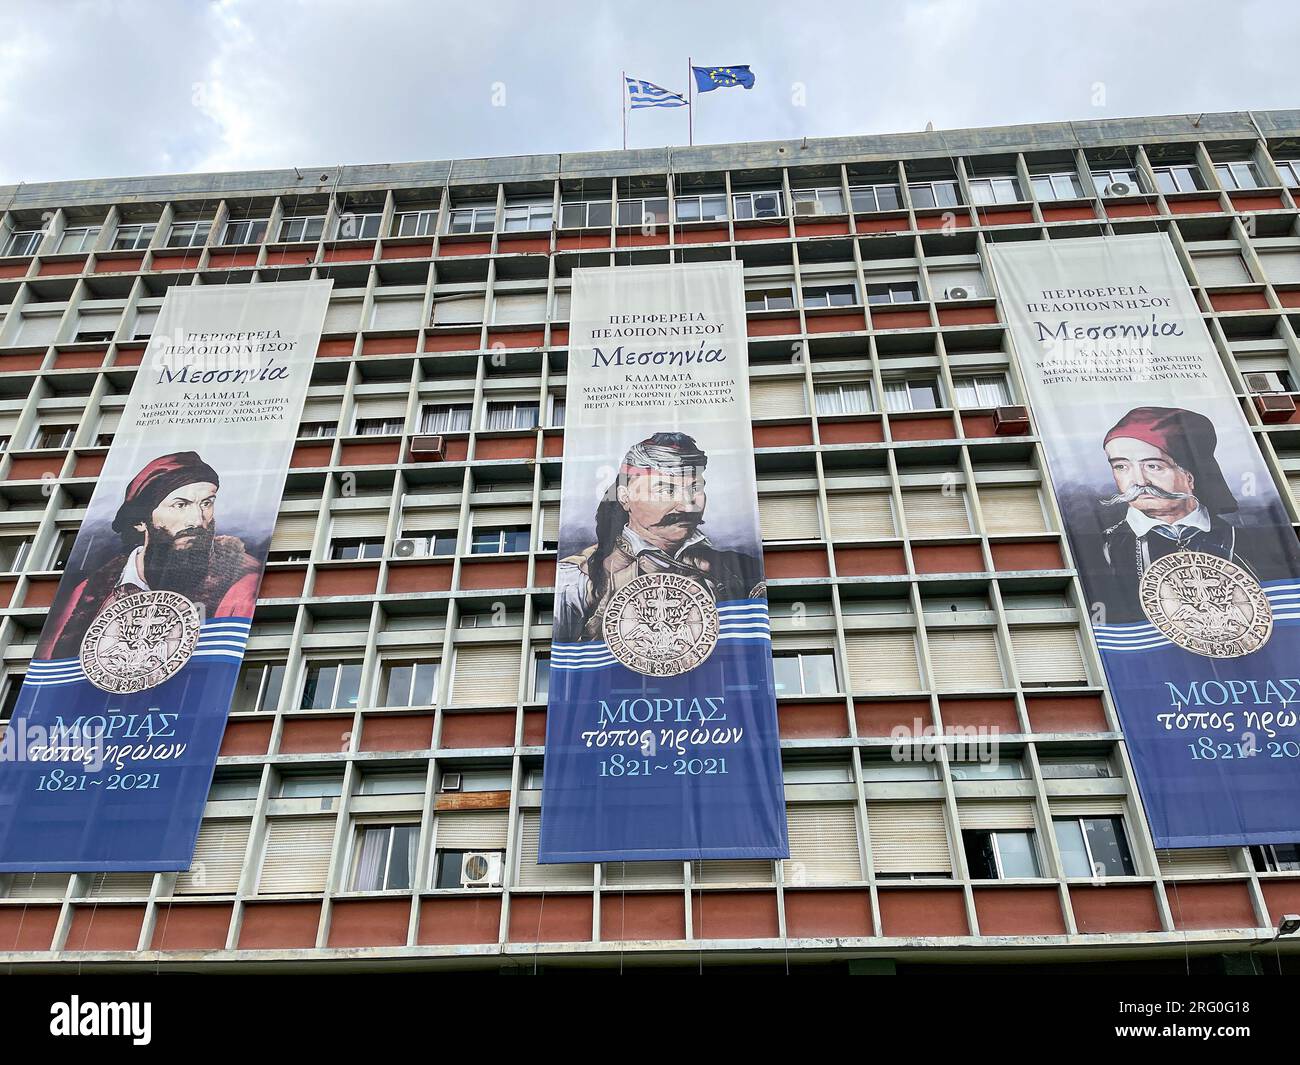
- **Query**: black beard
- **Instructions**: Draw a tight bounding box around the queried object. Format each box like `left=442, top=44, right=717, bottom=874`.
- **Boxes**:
left=142, top=526, right=215, bottom=598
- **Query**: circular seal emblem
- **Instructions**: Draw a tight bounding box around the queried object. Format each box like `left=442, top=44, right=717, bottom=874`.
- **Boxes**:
left=1138, top=550, right=1272, bottom=659
left=80, top=590, right=202, bottom=693
left=602, top=572, right=720, bottom=677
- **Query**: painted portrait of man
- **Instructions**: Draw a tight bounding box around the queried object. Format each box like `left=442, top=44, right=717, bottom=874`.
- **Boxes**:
left=1089, top=405, right=1285, bottom=623
left=554, top=431, right=764, bottom=643
left=37, top=451, right=260, bottom=659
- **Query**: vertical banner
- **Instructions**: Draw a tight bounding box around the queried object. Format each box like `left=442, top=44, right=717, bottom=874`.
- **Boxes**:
left=541, top=262, right=787, bottom=862
left=0, top=280, right=331, bottom=871
left=990, top=234, right=1300, bottom=848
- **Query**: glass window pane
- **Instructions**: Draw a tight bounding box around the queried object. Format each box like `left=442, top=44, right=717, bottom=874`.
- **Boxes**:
left=771, top=656, right=802, bottom=696
left=1032, top=176, right=1055, bottom=200
left=1084, top=817, right=1135, bottom=876
left=1054, top=819, right=1092, bottom=876
left=336, top=663, right=362, bottom=708
left=383, top=664, right=413, bottom=706
left=301, top=665, right=334, bottom=709
left=876, top=185, right=902, bottom=211
left=995, top=831, right=1040, bottom=877
left=969, top=181, right=994, bottom=205
left=909, top=380, right=939, bottom=409
left=587, top=201, right=612, bottom=226
left=801, top=653, right=838, bottom=694
left=387, top=825, right=417, bottom=889
left=909, top=184, right=937, bottom=209
left=934, top=182, right=959, bottom=208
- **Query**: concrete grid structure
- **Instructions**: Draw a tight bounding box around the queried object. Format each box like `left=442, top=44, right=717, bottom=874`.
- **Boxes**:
left=1, top=110, right=1300, bottom=973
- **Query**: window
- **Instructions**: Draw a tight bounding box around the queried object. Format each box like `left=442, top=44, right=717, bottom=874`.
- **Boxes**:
left=33, top=424, right=76, bottom=449
left=950, top=759, right=1023, bottom=780
left=49, top=530, right=76, bottom=571
left=531, top=653, right=550, bottom=700
left=860, top=756, right=939, bottom=781
left=1214, top=161, right=1262, bottom=190
left=352, top=824, right=418, bottom=891
left=483, top=401, right=540, bottom=431
left=56, top=226, right=100, bottom=253
left=434, top=848, right=505, bottom=889
left=1054, top=816, right=1135, bottom=877
left=560, top=200, right=613, bottom=228
left=1039, top=756, right=1112, bottom=779
left=298, top=421, right=337, bottom=439
left=299, top=662, right=363, bottom=710
left=354, top=417, right=404, bottom=436
left=791, top=187, right=845, bottom=214
left=502, top=203, right=553, bottom=232
left=329, top=537, right=384, bottom=561
left=1276, top=160, right=1300, bottom=188
left=112, top=223, right=156, bottom=250
left=75, top=331, right=114, bottom=344
left=447, top=206, right=496, bottom=234
left=1030, top=171, right=1085, bottom=200
left=208, top=774, right=261, bottom=800
left=731, top=190, right=784, bottom=220
left=167, top=220, right=212, bottom=247
left=399, top=530, right=457, bottom=557
left=1, top=673, right=25, bottom=721
left=471, top=527, right=530, bottom=554
left=745, top=287, right=795, bottom=312
left=1151, top=164, right=1205, bottom=194
left=802, top=283, right=858, bottom=308
left=1251, top=843, right=1300, bottom=872
left=849, top=183, right=902, bottom=213
left=1091, top=167, right=1143, bottom=195
left=883, top=377, right=941, bottom=411
left=616, top=196, right=669, bottom=227
left=772, top=651, right=838, bottom=696
left=814, top=381, right=872, bottom=415
left=220, top=218, right=269, bottom=245
left=548, top=395, right=566, bottom=427
left=0, top=536, right=32, bottom=573
left=968, top=175, right=1024, bottom=204
left=231, top=661, right=286, bottom=712
left=420, top=403, right=473, bottom=434
left=357, top=771, right=427, bottom=795
left=952, top=373, right=1012, bottom=408
left=334, top=212, right=382, bottom=240
left=963, top=830, right=1040, bottom=878
left=3, top=230, right=42, bottom=256
left=907, top=179, right=960, bottom=209
left=277, top=774, right=344, bottom=798
left=394, top=210, right=438, bottom=237
left=674, top=193, right=727, bottom=222
left=278, top=215, right=325, bottom=242
left=379, top=660, right=440, bottom=707
left=865, top=282, right=920, bottom=304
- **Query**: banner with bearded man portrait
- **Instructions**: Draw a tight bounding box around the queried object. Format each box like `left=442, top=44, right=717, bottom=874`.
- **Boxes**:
left=0, top=281, right=330, bottom=872
left=541, top=262, right=787, bottom=863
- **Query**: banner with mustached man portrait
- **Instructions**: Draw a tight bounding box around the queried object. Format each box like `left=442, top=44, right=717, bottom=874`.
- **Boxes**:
left=540, top=262, right=788, bottom=862
left=0, top=281, right=331, bottom=871
left=990, top=234, right=1300, bottom=848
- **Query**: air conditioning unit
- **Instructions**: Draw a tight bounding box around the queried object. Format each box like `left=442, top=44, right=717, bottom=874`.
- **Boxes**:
left=753, top=195, right=782, bottom=218
left=1103, top=181, right=1134, bottom=197
left=993, top=405, right=1032, bottom=435
left=440, top=772, right=463, bottom=793
left=460, top=851, right=503, bottom=889
left=409, top=434, right=445, bottom=461
left=794, top=200, right=825, bottom=217
left=1254, top=393, right=1296, bottom=424
left=944, top=285, right=973, bottom=301
left=1245, top=371, right=1288, bottom=394
left=392, top=537, right=425, bottom=559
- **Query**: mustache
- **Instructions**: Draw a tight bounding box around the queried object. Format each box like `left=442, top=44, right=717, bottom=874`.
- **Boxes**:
left=1100, top=484, right=1195, bottom=505
left=655, top=513, right=702, bottom=527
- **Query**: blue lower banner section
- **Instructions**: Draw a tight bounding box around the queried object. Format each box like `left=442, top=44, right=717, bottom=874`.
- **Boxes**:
left=1095, top=582, right=1300, bottom=848
left=0, top=619, right=249, bottom=872
left=539, top=601, right=787, bottom=863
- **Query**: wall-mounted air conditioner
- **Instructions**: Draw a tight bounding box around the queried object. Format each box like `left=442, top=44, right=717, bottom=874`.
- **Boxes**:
left=794, top=200, right=824, bottom=217
left=1103, top=181, right=1134, bottom=197
left=944, top=285, right=973, bottom=301
left=460, top=851, right=503, bottom=888
left=409, top=434, right=445, bottom=461
left=392, top=537, right=426, bottom=559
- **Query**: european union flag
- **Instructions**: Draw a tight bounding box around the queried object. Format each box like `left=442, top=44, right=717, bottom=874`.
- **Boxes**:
left=692, top=65, right=756, bottom=93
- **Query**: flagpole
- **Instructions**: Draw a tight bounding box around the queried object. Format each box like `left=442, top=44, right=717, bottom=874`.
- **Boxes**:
left=621, top=69, right=627, bottom=151
left=687, top=56, right=694, bottom=146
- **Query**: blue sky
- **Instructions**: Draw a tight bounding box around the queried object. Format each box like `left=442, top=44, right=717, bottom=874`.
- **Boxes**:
left=0, top=0, right=1295, bottom=184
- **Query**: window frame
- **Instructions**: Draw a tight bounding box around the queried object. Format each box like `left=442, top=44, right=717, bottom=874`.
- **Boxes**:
left=790, top=186, right=846, bottom=214
left=333, top=211, right=382, bottom=241
left=907, top=179, right=960, bottom=209
left=864, top=281, right=921, bottom=305
left=501, top=203, right=553, bottom=232
left=111, top=222, right=157, bottom=250
left=1151, top=164, right=1205, bottom=194
left=420, top=403, right=473, bottom=434
left=952, top=372, right=1013, bottom=409
left=1029, top=171, right=1085, bottom=201
left=813, top=380, right=874, bottom=416
left=1052, top=815, right=1136, bottom=877
left=298, top=660, right=364, bottom=711
left=848, top=182, right=903, bottom=213
left=232, top=660, right=287, bottom=713
left=377, top=659, right=441, bottom=708
left=3, top=230, right=43, bottom=257
left=731, top=189, right=785, bottom=221
left=329, top=536, right=385, bottom=561
left=350, top=823, right=420, bottom=892
left=1090, top=167, right=1143, bottom=195
left=353, top=416, right=405, bottom=437
left=393, top=210, right=438, bottom=237
left=967, top=175, right=1025, bottom=205
left=277, top=215, right=326, bottom=243
left=615, top=196, right=670, bottom=227
left=673, top=192, right=728, bottom=223
left=1214, top=161, right=1262, bottom=191
left=167, top=220, right=213, bottom=248
left=482, top=399, right=540, bottom=431
left=56, top=226, right=101, bottom=254
left=772, top=650, right=840, bottom=696
left=219, top=218, right=270, bottom=246
left=882, top=376, right=943, bottom=412
left=559, top=200, right=613, bottom=228
left=470, top=526, right=531, bottom=555
left=446, top=205, right=497, bottom=235
left=963, top=828, right=1042, bottom=879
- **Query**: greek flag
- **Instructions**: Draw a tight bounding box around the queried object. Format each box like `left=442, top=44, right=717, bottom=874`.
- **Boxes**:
left=625, top=76, right=687, bottom=109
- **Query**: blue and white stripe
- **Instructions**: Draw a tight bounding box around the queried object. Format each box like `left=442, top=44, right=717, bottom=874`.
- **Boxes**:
left=1092, top=580, right=1300, bottom=653
left=625, top=77, right=687, bottom=109
left=552, top=599, right=770, bottom=671
left=23, top=617, right=252, bottom=687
